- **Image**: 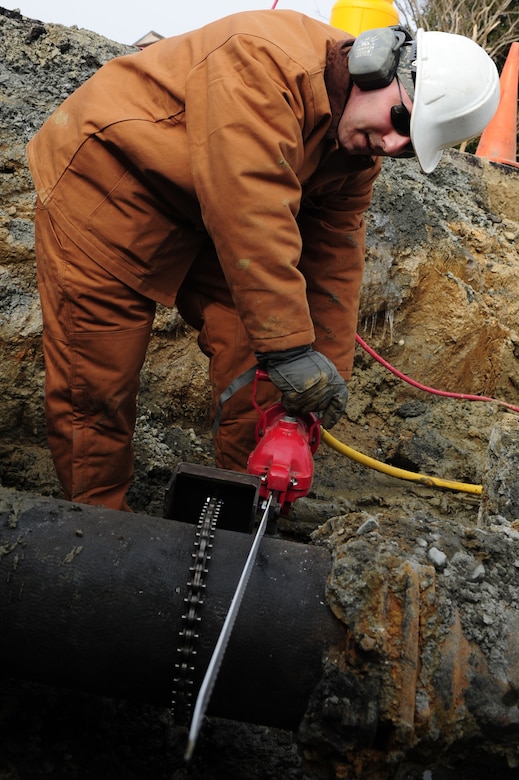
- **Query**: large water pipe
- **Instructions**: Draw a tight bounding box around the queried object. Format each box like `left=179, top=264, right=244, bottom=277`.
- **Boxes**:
left=0, top=489, right=345, bottom=729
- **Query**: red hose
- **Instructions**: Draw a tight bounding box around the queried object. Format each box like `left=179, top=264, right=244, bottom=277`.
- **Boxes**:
left=355, top=333, right=519, bottom=414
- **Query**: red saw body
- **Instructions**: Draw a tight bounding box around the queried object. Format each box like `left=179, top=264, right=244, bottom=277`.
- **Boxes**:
left=247, top=370, right=321, bottom=517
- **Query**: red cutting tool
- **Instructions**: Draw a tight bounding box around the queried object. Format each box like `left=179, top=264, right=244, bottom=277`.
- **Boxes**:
left=247, top=368, right=321, bottom=516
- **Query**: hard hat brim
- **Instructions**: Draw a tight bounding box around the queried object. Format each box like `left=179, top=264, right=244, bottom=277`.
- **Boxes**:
left=410, top=29, right=443, bottom=174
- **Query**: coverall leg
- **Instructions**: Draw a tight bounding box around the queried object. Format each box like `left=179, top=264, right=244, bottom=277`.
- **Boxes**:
left=202, top=303, right=280, bottom=473
left=35, top=201, right=156, bottom=511
left=177, top=270, right=280, bottom=473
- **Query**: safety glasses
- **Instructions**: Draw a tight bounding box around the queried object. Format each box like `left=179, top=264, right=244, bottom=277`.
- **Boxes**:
left=390, top=76, right=412, bottom=137
left=391, top=76, right=415, bottom=157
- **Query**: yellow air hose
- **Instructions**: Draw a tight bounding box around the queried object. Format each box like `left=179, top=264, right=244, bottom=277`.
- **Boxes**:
left=320, top=428, right=483, bottom=495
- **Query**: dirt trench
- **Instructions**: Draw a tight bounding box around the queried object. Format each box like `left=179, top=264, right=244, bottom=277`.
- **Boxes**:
left=1, top=6, right=519, bottom=779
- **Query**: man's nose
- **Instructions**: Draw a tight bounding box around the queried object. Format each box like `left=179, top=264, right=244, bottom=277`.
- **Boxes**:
left=385, top=130, right=413, bottom=156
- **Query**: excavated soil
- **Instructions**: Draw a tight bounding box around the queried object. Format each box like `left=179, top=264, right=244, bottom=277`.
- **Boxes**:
left=1, top=6, right=519, bottom=780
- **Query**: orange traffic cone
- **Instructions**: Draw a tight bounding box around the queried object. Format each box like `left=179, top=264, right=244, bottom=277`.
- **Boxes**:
left=476, top=42, right=519, bottom=168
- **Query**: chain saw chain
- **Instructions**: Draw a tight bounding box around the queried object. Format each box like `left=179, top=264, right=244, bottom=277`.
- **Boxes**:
left=171, top=495, right=223, bottom=721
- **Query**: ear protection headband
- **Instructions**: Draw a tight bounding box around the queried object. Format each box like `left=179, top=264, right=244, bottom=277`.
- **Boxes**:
left=348, top=25, right=414, bottom=91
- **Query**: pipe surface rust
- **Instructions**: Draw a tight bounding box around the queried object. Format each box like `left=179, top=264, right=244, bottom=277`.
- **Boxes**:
left=0, top=490, right=345, bottom=730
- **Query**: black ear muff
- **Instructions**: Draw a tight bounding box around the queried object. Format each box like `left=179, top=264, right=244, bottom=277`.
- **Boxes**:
left=348, top=26, right=413, bottom=91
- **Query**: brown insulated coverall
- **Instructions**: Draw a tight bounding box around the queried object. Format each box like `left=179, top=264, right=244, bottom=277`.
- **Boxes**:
left=27, top=10, right=381, bottom=509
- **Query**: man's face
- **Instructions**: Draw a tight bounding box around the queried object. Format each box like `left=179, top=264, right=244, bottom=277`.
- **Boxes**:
left=337, top=78, right=413, bottom=157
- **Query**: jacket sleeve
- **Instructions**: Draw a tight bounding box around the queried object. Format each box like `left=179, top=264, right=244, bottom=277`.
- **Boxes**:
left=184, top=38, right=326, bottom=354
left=298, top=159, right=381, bottom=379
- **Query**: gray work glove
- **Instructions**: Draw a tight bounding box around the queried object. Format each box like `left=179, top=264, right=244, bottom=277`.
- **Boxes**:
left=256, top=345, right=348, bottom=429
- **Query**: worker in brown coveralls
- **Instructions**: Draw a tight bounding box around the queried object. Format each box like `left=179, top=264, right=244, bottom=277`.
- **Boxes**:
left=26, top=10, right=499, bottom=511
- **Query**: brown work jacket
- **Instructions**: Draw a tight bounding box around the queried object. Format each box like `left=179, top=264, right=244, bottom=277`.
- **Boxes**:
left=27, top=9, right=381, bottom=378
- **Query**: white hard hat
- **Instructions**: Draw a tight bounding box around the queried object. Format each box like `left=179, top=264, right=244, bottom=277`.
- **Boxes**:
left=410, top=29, right=500, bottom=173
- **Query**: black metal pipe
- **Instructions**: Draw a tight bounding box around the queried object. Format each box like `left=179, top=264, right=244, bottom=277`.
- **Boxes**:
left=0, top=491, right=344, bottom=729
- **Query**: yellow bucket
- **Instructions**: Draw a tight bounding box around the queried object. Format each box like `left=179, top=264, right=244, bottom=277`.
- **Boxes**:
left=330, top=0, right=399, bottom=36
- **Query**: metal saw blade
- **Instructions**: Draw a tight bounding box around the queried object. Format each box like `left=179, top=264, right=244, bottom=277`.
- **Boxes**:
left=184, top=491, right=275, bottom=761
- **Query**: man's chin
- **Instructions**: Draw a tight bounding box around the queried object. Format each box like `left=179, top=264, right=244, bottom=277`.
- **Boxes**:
left=342, top=146, right=372, bottom=156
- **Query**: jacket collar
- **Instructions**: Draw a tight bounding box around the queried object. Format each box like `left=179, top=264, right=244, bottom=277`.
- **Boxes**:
left=324, top=39, right=355, bottom=140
